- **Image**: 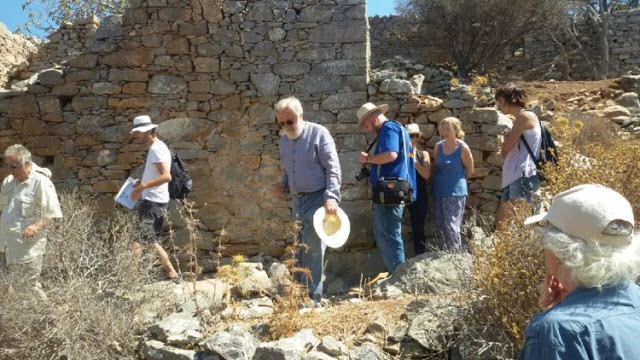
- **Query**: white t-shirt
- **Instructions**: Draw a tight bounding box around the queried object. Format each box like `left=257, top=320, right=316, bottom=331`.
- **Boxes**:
left=141, top=140, right=171, bottom=203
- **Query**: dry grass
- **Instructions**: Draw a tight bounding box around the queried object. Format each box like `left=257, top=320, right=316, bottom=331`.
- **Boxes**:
left=468, top=205, right=544, bottom=351
left=266, top=220, right=314, bottom=340
left=544, top=115, right=640, bottom=212
left=466, top=113, right=640, bottom=353
left=0, top=191, right=159, bottom=359
left=269, top=297, right=414, bottom=343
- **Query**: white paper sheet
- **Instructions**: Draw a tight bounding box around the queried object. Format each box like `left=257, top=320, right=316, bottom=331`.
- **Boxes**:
left=114, top=177, right=138, bottom=210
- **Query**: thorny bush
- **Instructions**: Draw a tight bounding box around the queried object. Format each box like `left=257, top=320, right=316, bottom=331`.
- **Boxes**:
left=0, top=191, right=160, bottom=359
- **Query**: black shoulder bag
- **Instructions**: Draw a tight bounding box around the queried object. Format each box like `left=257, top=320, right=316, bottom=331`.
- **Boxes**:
left=372, top=122, right=414, bottom=206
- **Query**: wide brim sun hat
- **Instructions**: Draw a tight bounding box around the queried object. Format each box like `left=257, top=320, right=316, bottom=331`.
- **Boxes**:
left=130, top=115, right=158, bottom=133
left=313, top=206, right=351, bottom=249
left=357, top=102, right=389, bottom=126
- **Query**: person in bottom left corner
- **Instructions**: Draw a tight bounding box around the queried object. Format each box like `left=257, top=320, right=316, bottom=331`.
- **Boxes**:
left=0, top=144, right=62, bottom=297
left=129, top=115, right=180, bottom=282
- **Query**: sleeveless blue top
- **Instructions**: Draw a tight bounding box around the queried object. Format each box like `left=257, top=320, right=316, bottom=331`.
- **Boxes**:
left=432, top=141, right=468, bottom=197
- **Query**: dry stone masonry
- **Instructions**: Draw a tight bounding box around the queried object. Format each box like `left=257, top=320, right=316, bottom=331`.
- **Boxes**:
left=0, top=24, right=38, bottom=89
left=370, top=10, right=640, bottom=80
left=1, top=0, right=510, bottom=276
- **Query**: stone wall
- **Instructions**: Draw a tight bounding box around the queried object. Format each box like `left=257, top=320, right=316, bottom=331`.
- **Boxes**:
left=0, top=0, right=373, bottom=275
left=368, top=16, right=449, bottom=68
left=370, top=10, right=640, bottom=80
left=1, top=0, right=512, bottom=277
left=368, top=74, right=509, bottom=220
left=0, top=23, right=38, bottom=89
left=497, top=9, right=640, bottom=80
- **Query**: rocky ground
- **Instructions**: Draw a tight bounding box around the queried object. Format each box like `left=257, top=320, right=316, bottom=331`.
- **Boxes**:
left=134, top=245, right=484, bottom=360
left=520, top=76, right=640, bottom=139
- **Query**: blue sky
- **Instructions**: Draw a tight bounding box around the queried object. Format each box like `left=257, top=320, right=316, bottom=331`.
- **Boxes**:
left=0, top=0, right=396, bottom=38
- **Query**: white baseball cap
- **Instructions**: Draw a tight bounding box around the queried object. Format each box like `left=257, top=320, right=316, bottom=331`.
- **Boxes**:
left=313, top=206, right=350, bottom=249
left=130, top=115, right=158, bottom=133
left=357, top=102, right=389, bottom=127
left=525, top=184, right=634, bottom=246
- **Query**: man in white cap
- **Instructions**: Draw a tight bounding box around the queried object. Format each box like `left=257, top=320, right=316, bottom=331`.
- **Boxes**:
left=357, top=102, right=416, bottom=273
left=130, top=115, right=179, bottom=281
left=273, top=96, right=341, bottom=306
left=520, top=184, right=640, bottom=359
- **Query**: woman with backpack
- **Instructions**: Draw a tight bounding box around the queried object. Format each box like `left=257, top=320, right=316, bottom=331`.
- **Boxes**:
left=495, top=83, right=541, bottom=231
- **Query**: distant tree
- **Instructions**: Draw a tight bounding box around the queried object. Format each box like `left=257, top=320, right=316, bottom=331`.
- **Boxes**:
left=396, top=0, right=569, bottom=77
left=562, top=0, right=640, bottom=79
left=19, top=0, right=129, bottom=35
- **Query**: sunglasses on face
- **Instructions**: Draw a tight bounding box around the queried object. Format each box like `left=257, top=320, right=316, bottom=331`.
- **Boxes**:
left=279, top=120, right=295, bottom=127
left=409, top=134, right=420, bottom=139
left=4, top=163, right=19, bottom=170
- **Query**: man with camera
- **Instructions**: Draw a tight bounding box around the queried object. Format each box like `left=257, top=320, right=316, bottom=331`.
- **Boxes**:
left=357, top=102, right=416, bottom=273
left=273, top=97, right=341, bottom=307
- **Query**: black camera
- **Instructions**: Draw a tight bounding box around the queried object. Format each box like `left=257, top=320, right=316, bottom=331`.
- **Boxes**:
left=355, top=166, right=370, bottom=181
left=356, top=138, right=378, bottom=181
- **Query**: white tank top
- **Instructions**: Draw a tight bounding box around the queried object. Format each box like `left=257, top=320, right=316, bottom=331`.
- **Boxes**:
left=501, top=111, right=541, bottom=188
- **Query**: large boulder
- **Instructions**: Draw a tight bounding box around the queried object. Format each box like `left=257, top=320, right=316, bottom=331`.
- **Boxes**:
left=230, top=263, right=273, bottom=297
left=616, top=92, right=640, bottom=110
left=405, top=297, right=461, bottom=352
left=139, top=340, right=216, bottom=360
left=148, top=312, right=202, bottom=346
left=451, top=330, right=514, bottom=360
left=317, top=336, right=347, bottom=357
left=236, top=297, right=275, bottom=319
left=603, top=105, right=631, bottom=119
left=253, top=329, right=318, bottom=360
left=201, top=325, right=258, bottom=360
left=378, top=252, right=472, bottom=294
left=620, top=75, right=640, bottom=93
left=348, top=343, right=387, bottom=360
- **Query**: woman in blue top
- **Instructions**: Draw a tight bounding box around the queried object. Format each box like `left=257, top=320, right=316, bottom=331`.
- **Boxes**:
left=432, top=117, right=474, bottom=252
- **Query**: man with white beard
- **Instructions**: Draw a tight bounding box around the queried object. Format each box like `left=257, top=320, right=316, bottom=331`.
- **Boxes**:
left=273, top=96, right=342, bottom=307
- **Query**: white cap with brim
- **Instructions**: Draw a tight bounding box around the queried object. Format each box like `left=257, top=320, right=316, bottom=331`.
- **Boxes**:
left=130, top=115, right=158, bottom=133
left=313, top=206, right=351, bottom=249
left=357, top=102, right=389, bottom=126
left=524, top=184, right=634, bottom=246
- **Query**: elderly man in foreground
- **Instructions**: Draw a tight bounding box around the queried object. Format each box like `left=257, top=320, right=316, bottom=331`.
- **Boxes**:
left=274, top=96, right=342, bottom=306
left=520, top=184, right=640, bottom=359
left=0, top=145, right=62, bottom=294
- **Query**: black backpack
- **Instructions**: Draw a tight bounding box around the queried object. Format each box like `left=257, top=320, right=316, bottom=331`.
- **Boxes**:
left=168, top=152, right=193, bottom=200
left=520, top=116, right=559, bottom=171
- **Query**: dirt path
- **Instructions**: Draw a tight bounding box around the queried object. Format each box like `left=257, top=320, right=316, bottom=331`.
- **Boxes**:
left=520, top=79, right=619, bottom=112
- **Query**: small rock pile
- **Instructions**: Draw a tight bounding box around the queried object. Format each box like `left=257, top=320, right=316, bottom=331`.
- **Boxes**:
left=369, top=57, right=455, bottom=97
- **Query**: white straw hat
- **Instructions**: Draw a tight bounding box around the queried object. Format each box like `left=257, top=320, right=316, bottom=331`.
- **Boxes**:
left=130, top=115, right=158, bottom=133
left=525, top=184, right=634, bottom=246
left=406, top=123, right=422, bottom=135
left=313, top=206, right=351, bottom=249
left=357, top=102, right=389, bottom=126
